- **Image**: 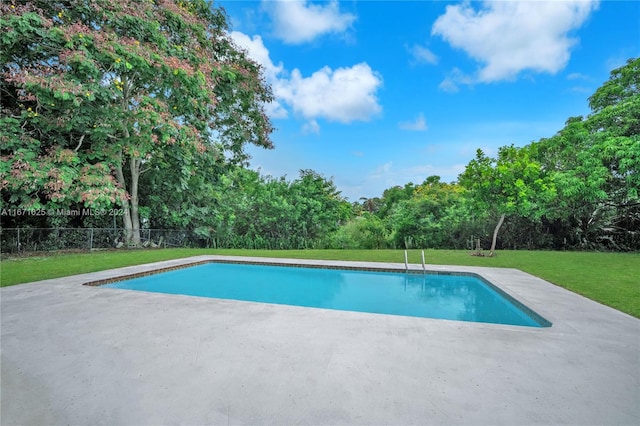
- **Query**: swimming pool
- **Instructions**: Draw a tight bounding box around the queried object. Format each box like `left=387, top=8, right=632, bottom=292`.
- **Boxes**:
left=101, top=262, right=549, bottom=327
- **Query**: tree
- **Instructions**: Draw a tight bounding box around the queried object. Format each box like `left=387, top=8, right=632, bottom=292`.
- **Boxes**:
left=358, top=196, right=382, bottom=215
left=534, top=58, right=639, bottom=249
left=141, top=140, right=225, bottom=233
left=459, top=146, right=555, bottom=255
left=386, top=176, right=466, bottom=249
left=1, top=2, right=123, bottom=211
left=376, top=183, right=415, bottom=219
left=1, top=0, right=273, bottom=245
left=536, top=118, right=610, bottom=247
left=327, top=213, right=387, bottom=249
left=288, top=170, right=351, bottom=243
left=587, top=58, right=639, bottom=249
left=587, top=58, right=639, bottom=200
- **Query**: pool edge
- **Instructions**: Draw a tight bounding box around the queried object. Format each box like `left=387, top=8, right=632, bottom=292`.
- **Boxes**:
left=84, top=256, right=552, bottom=328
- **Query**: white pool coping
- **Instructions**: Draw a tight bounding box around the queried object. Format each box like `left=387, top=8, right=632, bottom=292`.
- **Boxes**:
left=2, top=255, right=639, bottom=425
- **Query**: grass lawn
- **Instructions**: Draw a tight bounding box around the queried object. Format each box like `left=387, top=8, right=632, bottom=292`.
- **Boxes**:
left=1, top=248, right=638, bottom=318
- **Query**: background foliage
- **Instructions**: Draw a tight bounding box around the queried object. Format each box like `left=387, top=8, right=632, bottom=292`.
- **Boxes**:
left=2, top=2, right=638, bottom=252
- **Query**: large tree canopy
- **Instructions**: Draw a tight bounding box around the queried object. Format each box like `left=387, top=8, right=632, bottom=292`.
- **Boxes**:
left=1, top=0, right=273, bottom=244
left=457, top=145, right=555, bottom=255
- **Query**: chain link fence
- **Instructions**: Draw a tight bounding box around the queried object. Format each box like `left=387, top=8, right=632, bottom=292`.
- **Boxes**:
left=0, top=228, right=207, bottom=255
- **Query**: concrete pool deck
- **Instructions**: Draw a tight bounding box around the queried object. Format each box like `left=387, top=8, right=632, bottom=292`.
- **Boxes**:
left=1, top=255, right=638, bottom=425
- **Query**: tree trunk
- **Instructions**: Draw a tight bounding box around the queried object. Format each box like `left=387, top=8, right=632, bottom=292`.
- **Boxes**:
left=114, top=152, right=141, bottom=247
left=489, top=213, right=505, bottom=257
left=129, top=157, right=142, bottom=246
left=114, top=159, right=133, bottom=245
left=113, top=76, right=141, bottom=247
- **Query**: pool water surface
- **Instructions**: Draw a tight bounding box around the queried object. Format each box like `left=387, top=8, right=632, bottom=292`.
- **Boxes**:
left=102, top=262, right=550, bottom=327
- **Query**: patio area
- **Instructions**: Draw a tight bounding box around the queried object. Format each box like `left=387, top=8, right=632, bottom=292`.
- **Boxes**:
left=1, top=256, right=638, bottom=425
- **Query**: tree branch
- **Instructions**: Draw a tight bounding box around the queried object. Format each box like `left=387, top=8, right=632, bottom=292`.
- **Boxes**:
left=73, top=134, right=85, bottom=152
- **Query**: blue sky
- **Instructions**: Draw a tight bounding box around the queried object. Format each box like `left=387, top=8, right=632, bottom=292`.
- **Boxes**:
left=219, top=0, right=639, bottom=201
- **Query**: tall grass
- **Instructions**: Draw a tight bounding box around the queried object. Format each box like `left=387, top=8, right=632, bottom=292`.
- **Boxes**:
left=1, top=249, right=638, bottom=318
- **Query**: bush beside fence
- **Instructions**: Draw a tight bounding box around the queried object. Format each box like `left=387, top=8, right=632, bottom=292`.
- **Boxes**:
left=0, top=228, right=208, bottom=254
left=0, top=228, right=328, bottom=254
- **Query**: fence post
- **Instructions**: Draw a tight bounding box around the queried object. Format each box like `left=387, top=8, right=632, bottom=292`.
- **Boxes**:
left=17, top=227, right=21, bottom=252
left=89, top=228, right=94, bottom=250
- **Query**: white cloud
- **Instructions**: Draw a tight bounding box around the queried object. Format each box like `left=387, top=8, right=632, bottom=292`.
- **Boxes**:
left=230, top=30, right=383, bottom=127
left=432, top=0, right=599, bottom=82
left=408, top=44, right=438, bottom=65
left=399, top=113, right=428, bottom=131
left=439, top=78, right=460, bottom=93
left=263, top=100, right=289, bottom=119
left=264, top=0, right=356, bottom=44
left=302, top=119, right=320, bottom=134
left=280, top=63, right=383, bottom=123
left=438, top=67, right=475, bottom=93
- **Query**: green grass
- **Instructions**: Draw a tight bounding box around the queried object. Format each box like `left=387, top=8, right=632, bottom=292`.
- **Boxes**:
left=1, top=248, right=638, bottom=318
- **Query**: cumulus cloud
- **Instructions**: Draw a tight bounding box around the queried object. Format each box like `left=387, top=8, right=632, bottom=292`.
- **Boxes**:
left=279, top=64, right=382, bottom=123
left=432, top=0, right=599, bottom=82
left=399, top=113, right=428, bottom=131
left=408, top=44, right=438, bottom=65
left=230, top=30, right=383, bottom=127
left=264, top=0, right=356, bottom=44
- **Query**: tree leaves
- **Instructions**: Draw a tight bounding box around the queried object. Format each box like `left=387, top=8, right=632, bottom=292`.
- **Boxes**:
left=2, top=0, right=273, bottom=241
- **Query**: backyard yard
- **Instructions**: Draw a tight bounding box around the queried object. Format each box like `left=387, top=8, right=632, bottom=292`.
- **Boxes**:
left=1, top=249, right=638, bottom=318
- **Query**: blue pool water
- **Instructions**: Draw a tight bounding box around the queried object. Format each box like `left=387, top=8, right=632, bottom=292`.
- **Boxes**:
left=103, top=263, right=550, bottom=327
